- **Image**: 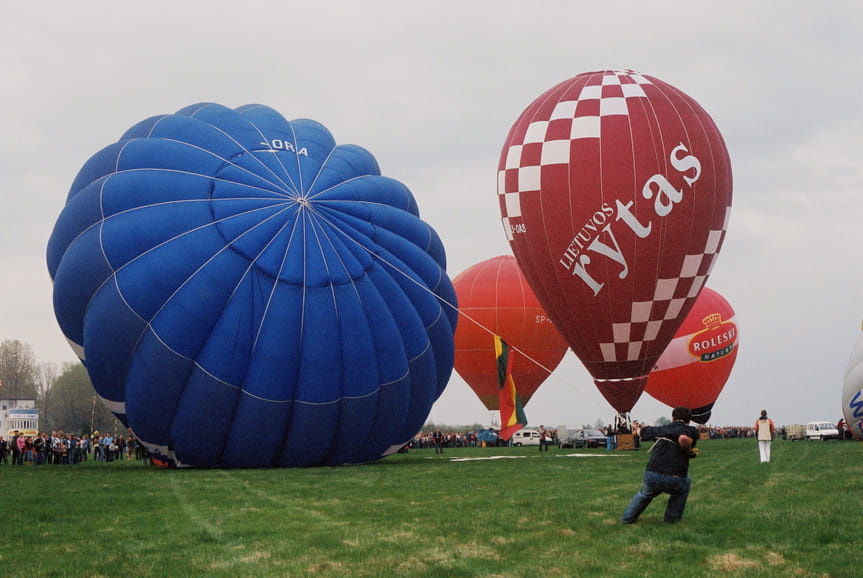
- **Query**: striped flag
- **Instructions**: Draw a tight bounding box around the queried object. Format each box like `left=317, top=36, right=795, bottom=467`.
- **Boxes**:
left=495, top=335, right=527, bottom=441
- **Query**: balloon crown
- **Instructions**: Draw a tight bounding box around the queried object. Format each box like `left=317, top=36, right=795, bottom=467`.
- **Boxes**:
left=701, top=313, right=723, bottom=330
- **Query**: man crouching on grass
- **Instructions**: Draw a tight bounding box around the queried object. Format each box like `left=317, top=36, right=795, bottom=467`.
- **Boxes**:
left=621, top=407, right=700, bottom=524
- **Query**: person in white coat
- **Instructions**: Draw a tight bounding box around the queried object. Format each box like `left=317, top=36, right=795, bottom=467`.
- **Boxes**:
left=755, top=409, right=775, bottom=463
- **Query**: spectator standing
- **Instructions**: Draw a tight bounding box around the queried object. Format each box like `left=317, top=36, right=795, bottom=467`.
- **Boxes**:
left=539, top=425, right=550, bottom=452
left=755, top=410, right=775, bottom=463
left=11, top=431, right=21, bottom=465
left=432, top=428, right=444, bottom=455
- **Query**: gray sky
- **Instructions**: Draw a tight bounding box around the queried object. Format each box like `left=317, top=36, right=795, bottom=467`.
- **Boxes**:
left=2, top=1, right=862, bottom=429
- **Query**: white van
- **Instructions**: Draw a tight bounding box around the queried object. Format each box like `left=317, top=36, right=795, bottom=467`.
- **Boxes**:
left=806, top=421, right=839, bottom=441
left=510, top=429, right=541, bottom=446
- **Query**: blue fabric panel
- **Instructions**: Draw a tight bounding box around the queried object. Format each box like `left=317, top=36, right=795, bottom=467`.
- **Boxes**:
left=192, top=270, right=267, bottom=386
left=332, top=281, right=379, bottom=398
left=170, top=366, right=240, bottom=466
left=323, top=394, right=377, bottom=465
left=66, top=142, right=125, bottom=201
left=239, top=281, right=302, bottom=401
left=123, top=327, right=194, bottom=447
left=307, top=144, right=380, bottom=195
left=316, top=176, right=417, bottom=215
left=293, top=286, right=342, bottom=404
left=46, top=178, right=108, bottom=277
left=116, top=138, right=226, bottom=176
left=110, top=219, right=226, bottom=322
left=222, top=394, right=292, bottom=467
left=276, top=399, right=338, bottom=467
left=150, top=247, right=251, bottom=360
left=214, top=154, right=295, bottom=195
left=82, top=279, right=147, bottom=404
left=347, top=370, right=410, bottom=464
left=179, top=103, right=268, bottom=152
left=51, top=225, right=113, bottom=346
left=99, top=170, right=213, bottom=218
left=139, top=114, right=249, bottom=161
left=120, top=114, right=169, bottom=139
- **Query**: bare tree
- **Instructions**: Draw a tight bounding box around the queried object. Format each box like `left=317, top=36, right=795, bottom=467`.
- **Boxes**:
left=0, top=340, right=39, bottom=400
left=37, top=361, right=59, bottom=430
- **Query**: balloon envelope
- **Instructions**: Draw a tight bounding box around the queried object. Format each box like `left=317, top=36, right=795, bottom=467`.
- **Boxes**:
left=47, top=103, right=457, bottom=467
left=645, top=287, right=738, bottom=424
left=841, top=322, right=863, bottom=439
left=498, top=70, right=733, bottom=413
left=452, top=255, right=568, bottom=410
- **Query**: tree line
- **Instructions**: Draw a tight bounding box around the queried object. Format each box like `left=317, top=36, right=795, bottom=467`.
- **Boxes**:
left=0, top=339, right=117, bottom=434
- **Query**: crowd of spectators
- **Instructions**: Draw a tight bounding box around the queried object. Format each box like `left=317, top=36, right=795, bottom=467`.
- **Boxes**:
left=0, top=430, right=149, bottom=466
left=411, top=430, right=480, bottom=449
left=410, top=422, right=852, bottom=449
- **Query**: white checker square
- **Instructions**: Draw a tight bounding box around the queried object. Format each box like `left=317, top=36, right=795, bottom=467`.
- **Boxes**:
left=602, top=74, right=622, bottom=86
left=600, top=97, right=628, bottom=116
left=653, top=278, right=679, bottom=301
left=578, top=84, right=602, bottom=100
left=644, top=320, right=663, bottom=341
left=723, top=207, right=732, bottom=230
left=518, top=165, right=541, bottom=191
left=622, top=84, right=647, bottom=98
left=497, top=170, right=506, bottom=195
left=627, top=341, right=643, bottom=361
left=680, top=254, right=703, bottom=277
left=705, top=255, right=718, bottom=276
left=631, top=301, right=652, bottom=323
left=504, top=192, right=522, bottom=218
left=524, top=121, right=549, bottom=144
left=687, top=276, right=706, bottom=297
left=664, top=298, right=686, bottom=320
left=505, top=145, right=523, bottom=169
left=540, top=139, right=571, bottom=165
left=550, top=100, right=577, bottom=120
left=600, top=342, right=617, bottom=362
left=612, top=322, right=631, bottom=343
left=501, top=217, right=513, bottom=241
left=629, top=73, right=651, bottom=84
left=571, top=116, right=600, bottom=139
left=704, top=229, right=723, bottom=254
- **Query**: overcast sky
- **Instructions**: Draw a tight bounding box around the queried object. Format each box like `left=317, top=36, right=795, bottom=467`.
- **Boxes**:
left=2, top=1, right=862, bottom=429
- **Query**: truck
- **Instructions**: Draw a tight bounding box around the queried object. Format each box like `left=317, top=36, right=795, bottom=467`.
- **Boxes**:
left=807, top=421, right=840, bottom=441
left=785, top=424, right=806, bottom=441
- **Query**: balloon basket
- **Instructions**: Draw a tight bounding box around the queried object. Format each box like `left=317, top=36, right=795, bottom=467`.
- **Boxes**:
left=615, top=434, right=636, bottom=451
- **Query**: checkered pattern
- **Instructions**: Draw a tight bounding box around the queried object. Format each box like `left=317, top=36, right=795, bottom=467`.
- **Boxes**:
left=499, top=69, right=652, bottom=238
left=598, top=208, right=731, bottom=363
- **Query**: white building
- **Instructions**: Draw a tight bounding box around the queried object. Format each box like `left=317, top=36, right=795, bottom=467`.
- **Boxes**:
left=1, top=399, right=39, bottom=437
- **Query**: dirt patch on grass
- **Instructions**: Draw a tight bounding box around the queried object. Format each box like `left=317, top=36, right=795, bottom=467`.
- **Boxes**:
left=709, top=553, right=759, bottom=571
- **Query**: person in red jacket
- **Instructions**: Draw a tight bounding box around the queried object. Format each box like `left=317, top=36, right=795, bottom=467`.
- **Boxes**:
left=755, top=409, right=775, bottom=463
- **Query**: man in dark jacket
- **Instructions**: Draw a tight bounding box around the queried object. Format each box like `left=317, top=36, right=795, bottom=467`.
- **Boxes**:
left=622, top=407, right=700, bottom=524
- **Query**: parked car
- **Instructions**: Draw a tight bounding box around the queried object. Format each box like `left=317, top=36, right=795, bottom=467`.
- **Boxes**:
left=561, top=428, right=606, bottom=449
left=807, top=421, right=840, bottom=441
left=510, top=429, right=541, bottom=446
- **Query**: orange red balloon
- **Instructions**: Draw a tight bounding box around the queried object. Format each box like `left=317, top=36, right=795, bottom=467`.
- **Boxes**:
left=452, top=255, right=568, bottom=410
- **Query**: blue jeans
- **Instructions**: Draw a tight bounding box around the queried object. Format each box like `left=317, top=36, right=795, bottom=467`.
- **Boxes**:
left=622, top=470, right=691, bottom=523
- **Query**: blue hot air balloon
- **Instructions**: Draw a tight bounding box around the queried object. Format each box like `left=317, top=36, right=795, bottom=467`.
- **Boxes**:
left=47, top=103, right=457, bottom=467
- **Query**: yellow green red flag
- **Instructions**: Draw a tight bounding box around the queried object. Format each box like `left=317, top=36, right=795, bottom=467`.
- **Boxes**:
left=495, top=335, right=527, bottom=441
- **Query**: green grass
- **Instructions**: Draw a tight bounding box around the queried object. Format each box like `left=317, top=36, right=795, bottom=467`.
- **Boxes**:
left=1, top=439, right=860, bottom=576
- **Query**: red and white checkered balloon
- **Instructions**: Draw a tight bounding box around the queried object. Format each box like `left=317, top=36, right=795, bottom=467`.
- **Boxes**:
left=498, top=70, right=733, bottom=413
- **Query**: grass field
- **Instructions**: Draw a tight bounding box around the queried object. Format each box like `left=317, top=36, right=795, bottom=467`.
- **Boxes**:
left=0, top=438, right=860, bottom=577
